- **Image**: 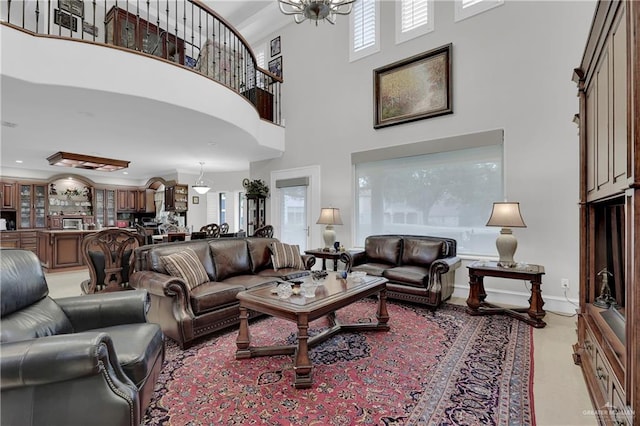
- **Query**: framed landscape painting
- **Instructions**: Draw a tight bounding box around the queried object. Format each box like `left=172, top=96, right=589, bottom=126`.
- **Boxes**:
left=373, top=44, right=452, bottom=129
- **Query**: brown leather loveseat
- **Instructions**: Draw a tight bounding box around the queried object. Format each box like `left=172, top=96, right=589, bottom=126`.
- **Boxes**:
left=130, top=237, right=315, bottom=348
left=345, top=235, right=461, bottom=308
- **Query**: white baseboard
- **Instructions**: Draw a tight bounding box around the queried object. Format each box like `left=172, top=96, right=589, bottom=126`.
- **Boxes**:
left=451, top=285, right=579, bottom=315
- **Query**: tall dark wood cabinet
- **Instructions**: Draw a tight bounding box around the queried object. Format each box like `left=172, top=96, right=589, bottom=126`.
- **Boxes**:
left=572, top=1, right=638, bottom=425
left=245, top=194, right=266, bottom=236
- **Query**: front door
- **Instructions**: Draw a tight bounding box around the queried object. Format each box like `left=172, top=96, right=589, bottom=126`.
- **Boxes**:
left=278, top=185, right=309, bottom=250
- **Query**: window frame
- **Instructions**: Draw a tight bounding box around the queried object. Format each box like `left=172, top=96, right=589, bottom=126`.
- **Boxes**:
left=351, top=130, right=505, bottom=256
left=454, top=0, right=504, bottom=23
left=395, top=0, right=434, bottom=45
left=349, top=0, right=380, bottom=62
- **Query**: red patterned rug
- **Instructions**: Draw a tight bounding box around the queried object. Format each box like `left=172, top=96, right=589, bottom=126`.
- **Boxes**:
left=144, top=300, right=535, bottom=425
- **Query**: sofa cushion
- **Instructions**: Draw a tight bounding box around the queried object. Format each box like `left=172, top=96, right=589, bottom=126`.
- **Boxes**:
left=365, top=236, right=402, bottom=265
left=189, top=282, right=246, bottom=315
left=401, top=238, right=443, bottom=266
left=210, top=239, right=251, bottom=281
left=219, top=274, right=278, bottom=290
left=246, top=238, right=278, bottom=272
left=160, top=249, right=209, bottom=290
left=270, top=242, right=304, bottom=270
left=383, top=265, right=430, bottom=288
left=351, top=262, right=395, bottom=277
left=148, top=241, right=216, bottom=280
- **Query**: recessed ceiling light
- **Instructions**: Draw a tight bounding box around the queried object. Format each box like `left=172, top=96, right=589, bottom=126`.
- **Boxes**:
left=15, top=160, right=23, bottom=163
left=123, top=171, right=128, bottom=175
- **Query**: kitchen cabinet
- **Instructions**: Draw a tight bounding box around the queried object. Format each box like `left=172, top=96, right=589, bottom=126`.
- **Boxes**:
left=105, top=6, right=185, bottom=65
left=165, top=184, right=188, bottom=212
left=0, top=181, right=16, bottom=210
left=48, top=216, right=62, bottom=230
left=37, top=230, right=85, bottom=270
left=94, top=188, right=117, bottom=227
left=0, top=231, right=20, bottom=248
left=137, top=189, right=155, bottom=213
left=18, top=183, right=47, bottom=229
left=117, top=189, right=137, bottom=212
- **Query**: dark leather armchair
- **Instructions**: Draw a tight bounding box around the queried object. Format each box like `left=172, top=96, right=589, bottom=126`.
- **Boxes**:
left=0, top=249, right=164, bottom=426
left=81, top=228, right=143, bottom=294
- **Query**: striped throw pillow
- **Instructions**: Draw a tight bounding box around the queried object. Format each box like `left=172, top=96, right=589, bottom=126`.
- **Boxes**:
left=160, top=248, right=209, bottom=290
left=270, top=242, right=305, bottom=271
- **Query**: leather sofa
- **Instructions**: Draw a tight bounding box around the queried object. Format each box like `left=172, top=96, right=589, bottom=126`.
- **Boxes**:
left=345, top=235, right=461, bottom=308
left=130, top=237, right=315, bottom=349
left=0, top=249, right=164, bottom=426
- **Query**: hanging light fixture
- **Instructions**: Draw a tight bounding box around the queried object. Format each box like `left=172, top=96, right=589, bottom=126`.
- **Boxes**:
left=192, top=162, right=211, bottom=194
left=278, top=0, right=355, bottom=25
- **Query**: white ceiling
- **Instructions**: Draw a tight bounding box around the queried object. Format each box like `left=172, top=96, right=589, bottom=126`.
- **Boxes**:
left=0, top=1, right=290, bottom=182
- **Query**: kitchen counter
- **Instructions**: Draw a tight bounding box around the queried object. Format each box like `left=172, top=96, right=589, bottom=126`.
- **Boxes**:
left=37, top=229, right=99, bottom=271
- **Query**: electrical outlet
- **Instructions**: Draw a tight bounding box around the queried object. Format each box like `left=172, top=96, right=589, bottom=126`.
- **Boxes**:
left=561, top=278, right=569, bottom=289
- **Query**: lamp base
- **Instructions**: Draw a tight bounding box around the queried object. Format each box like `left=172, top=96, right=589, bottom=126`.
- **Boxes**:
left=322, top=225, right=336, bottom=249
left=496, top=227, right=518, bottom=268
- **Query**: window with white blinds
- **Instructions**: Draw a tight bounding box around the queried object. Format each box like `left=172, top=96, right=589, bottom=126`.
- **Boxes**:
left=455, top=0, right=504, bottom=22
left=395, top=0, right=434, bottom=44
left=350, top=0, right=379, bottom=62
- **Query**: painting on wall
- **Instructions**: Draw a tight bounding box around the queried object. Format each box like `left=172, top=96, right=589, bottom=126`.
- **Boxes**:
left=58, top=0, right=84, bottom=18
left=54, top=9, right=78, bottom=32
left=268, top=56, right=282, bottom=79
left=270, top=36, right=281, bottom=57
left=373, top=43, right=453, bottom=129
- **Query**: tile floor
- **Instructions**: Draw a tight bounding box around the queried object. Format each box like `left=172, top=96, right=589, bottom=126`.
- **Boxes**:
left=45, top=270, right=597, bottom=426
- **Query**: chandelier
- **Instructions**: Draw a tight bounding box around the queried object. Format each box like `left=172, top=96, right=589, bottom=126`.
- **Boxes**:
left=278, top=0, right=356, bottom=25
left=192, top=162, right=211, bottom=194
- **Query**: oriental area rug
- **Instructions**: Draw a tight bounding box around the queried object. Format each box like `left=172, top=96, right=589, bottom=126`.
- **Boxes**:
left=144, top=300, right=535, bottom=425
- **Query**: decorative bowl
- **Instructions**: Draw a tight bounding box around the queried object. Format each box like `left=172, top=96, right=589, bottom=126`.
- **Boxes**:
left=349, top=271, right=367, bottom=282
left=300, top=281, right=319, bottom=298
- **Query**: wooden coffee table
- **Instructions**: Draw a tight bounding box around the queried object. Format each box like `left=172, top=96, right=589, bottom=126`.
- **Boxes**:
left=235, top=273, right=389, bottom=389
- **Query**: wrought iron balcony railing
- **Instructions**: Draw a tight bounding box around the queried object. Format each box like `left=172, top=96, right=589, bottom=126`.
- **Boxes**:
left=1, top=0, right=282, bottom=125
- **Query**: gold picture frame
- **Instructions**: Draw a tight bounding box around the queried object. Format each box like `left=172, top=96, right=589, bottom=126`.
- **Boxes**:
left=374, top=44, right=453, bottom=129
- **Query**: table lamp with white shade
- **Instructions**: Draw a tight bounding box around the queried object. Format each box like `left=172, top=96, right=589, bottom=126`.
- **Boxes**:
left=486, top=202, right=527, bottom=268
left=316, top=207, right=343, bottom=249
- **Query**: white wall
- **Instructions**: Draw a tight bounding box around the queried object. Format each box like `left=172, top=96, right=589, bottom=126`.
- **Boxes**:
left=249, top=0, right=597, bottom=313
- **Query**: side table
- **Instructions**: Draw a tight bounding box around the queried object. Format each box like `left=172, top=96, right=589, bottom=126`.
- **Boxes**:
left=304, top=249, right=344, bottom=271
left=466, top=261, right=546, bottom=328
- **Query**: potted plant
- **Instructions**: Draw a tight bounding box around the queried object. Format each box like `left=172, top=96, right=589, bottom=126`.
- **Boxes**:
left=242, top=178, right=269, bottom=198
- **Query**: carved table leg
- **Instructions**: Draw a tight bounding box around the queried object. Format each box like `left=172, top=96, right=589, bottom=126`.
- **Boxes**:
left=294, top=313, right=313, bottom=389
left=466, top=273, right=483, bottom=312
left=376, top=288, right=390, bottom=329
left=528, top=277, right=546, bottom=324
left=235, top=306, right=251, bottom=359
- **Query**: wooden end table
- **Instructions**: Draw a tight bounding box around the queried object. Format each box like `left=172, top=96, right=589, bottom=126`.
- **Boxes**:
left=235, top=273, right=389, bottom=389
left=466, top=261, right=546, bottom=328
left=304, top=249, right=345, bottom=271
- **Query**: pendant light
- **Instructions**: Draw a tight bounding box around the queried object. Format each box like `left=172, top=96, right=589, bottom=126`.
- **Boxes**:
left=192, top=162, right=210, bottom=194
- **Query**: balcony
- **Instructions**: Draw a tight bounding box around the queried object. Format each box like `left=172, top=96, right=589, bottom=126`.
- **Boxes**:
left=0, top=0, right=284, bottom=179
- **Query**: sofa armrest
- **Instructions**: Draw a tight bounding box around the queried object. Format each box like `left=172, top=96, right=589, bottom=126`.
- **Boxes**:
left=427, top=256, right=462, bottom=290
left=129, top=270, right=194, bottom=316
left=340, top=252, right=354, bottom=272
left=350, top=251, right=366, bottom=268
left=1, top=332, right=135, bottom=391
left=301, top=254, right=316, bottom=270
left=56, top=290, right=150, bottom=332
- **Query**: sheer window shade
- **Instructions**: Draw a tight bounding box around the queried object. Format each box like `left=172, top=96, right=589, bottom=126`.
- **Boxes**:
left=353, top=130, right=504, bottom=256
